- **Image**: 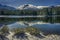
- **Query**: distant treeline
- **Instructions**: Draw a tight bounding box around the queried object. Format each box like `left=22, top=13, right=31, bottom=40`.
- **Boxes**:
left=0, top=6, right=60, bottom=23
left=0, top=6, right=60, bottom=15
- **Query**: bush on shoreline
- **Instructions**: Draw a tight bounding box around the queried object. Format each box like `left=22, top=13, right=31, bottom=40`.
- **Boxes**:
left=25, top=26, right=40, bottom=35
left=1, top=25, right=9, bottom=33
left=12, top=28, right=25, bottom=35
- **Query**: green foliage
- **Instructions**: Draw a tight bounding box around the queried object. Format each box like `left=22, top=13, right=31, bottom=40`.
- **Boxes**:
left=12, top=28, right=25, bottom=35
left=1, top=25, right=9, bottom=34
left=25, top=26, right=40, bottom=35
left=0, top=6, right=60, bottom=23
left=12, top=26, right=40, bottom=35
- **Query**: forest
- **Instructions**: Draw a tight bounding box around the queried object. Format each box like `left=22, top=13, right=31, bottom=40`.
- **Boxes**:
left=0, top=6, right=60, bottom=23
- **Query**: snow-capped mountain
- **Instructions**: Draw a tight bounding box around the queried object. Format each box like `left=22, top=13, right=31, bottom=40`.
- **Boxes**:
left=17, top=4, right=38, bottom=10
left=37, top=6, right=49, bottom=9
left=0, top=4, right=16, bottom=10
left=17, top=4, right=49, bottom=10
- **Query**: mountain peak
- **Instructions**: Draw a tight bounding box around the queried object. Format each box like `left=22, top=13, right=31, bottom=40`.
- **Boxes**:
left=24, top=4, right=34, bottom=6
left=17, top=4, right=49, bottom=10
left=17, top=4, right=38, bottom=10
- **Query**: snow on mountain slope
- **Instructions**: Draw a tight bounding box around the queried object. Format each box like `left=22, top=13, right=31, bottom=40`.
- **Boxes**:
left=17, top=4, right=49, bottom=10
left=17, top=4, right=38, bottom=10
left=37, top=6, right=49, bottom=9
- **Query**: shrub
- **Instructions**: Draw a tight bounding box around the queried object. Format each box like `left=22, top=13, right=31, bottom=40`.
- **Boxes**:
left=1, top=25, right=9, bottom=34
left=25, top=26, right=40, bottom=35
left=13, top=28, right=25, bottom=35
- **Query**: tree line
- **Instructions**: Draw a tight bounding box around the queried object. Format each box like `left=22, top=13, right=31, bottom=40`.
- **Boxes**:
left=0, top=6, right=60, bottom=23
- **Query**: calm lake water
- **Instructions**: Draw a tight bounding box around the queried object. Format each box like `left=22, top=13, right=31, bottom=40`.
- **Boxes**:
left=7, top=22, right=60, bottom=30
left=7, top=22, right=60, bottom=34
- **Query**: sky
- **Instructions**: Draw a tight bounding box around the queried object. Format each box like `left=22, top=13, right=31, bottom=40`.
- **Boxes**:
left=0, top=0, right=60, bottom=7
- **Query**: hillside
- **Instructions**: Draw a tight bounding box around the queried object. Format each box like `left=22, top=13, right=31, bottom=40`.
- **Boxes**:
left=0, top=4, right=16, bottom=10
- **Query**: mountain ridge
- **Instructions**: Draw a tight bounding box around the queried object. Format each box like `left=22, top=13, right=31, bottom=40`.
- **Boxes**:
left=0, top=4, right=60, bottom=10
left=17, top=4, right=49, bottom=10
left=0, top=4, right=16, bottom=10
